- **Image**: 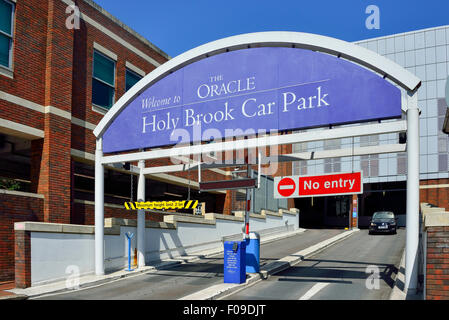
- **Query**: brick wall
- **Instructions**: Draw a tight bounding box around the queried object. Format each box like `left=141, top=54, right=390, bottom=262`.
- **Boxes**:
left=0, top=0, right=173, bottom=285
left=420, top=179, right=449, bottom=212
left=426, top=226, right=449, bottom=300
left=0, top=193, right=43, bottom=282
left=0, top=1, right=48, bottom=106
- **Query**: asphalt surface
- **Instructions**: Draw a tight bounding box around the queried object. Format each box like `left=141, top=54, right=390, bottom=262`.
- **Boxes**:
left=34, top=229, right=344, bottom=300
left=223, top=228, right=405, bottom=300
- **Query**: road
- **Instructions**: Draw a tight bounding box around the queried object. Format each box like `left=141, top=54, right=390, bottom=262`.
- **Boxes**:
left=34, top=229, right=345, bottom=300
left=223, top=228, right=405, bottom=300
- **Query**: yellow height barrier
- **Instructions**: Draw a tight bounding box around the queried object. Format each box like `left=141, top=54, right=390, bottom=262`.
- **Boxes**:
left=124, top=200, right=199, bottom=211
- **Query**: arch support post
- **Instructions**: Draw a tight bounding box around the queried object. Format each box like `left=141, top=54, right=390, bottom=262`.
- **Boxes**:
left=95, top=138, right=105, bottom=275
left=137, top=159, right=146, bottom=268
left=405, top=91, right=420, bottom=294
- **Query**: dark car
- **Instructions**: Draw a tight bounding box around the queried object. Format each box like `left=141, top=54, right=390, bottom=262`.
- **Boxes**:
left=369, top=211, right=397, bottom=235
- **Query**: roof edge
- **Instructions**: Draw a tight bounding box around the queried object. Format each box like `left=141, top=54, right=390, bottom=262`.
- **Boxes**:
left=83, top=0, right=171, bottom=60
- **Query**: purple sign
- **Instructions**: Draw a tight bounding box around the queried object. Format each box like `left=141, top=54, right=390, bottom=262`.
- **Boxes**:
left=103, top=47, right=401, bottom=153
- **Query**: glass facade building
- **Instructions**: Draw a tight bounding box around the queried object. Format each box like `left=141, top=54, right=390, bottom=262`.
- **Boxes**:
left=293, top=25, right=449, bottom=184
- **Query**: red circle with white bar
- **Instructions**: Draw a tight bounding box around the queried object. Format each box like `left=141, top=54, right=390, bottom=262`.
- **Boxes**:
left=277, top=177, right=296, bottom=197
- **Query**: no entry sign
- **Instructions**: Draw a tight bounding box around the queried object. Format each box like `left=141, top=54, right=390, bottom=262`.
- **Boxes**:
left=274, top=172, right=363, bottom=199
left=277, top=177, right=296, bottom=197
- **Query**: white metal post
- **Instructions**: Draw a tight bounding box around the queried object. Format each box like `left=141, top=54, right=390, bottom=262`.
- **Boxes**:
left=405, top=91, right=420, bottom=294
left=95, top=138, right=105, bottom=275
left=137, top=159, right=146, bottom=268
left=198, top=155, right=202, bottom=187
left=257, top=150, right=261, bottom=189
left=244, top=163, right=251, bottom=239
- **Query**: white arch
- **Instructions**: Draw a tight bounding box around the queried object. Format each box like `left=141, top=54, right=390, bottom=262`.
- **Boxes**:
left=93, top=31, right=421, bottom=138
left=93, top=31, right=422, bottom=292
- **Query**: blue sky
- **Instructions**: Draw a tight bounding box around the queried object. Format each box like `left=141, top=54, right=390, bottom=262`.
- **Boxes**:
left=93, top=0, right=449, bottom=57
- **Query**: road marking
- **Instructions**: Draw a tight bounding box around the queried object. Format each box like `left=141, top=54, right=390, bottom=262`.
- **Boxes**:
left=298, top=282, right=330, bottom=300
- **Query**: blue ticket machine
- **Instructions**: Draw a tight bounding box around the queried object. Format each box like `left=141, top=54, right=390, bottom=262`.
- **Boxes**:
left=245, top=232, right=260, bottom=273
left=224, top=241, right=246, bottom=284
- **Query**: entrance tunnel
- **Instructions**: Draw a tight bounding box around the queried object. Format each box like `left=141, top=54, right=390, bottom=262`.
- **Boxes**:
left=295, top=181, right=406, bottom=229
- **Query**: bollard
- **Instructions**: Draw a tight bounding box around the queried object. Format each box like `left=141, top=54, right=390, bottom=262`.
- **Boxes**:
left=125, top=232, right=134, bottom=271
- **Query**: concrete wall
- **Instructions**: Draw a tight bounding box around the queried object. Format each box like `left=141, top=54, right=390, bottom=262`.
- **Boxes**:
left=16, top=209, right=299, bottom=286
left=31, top=232, right=95, bottom=285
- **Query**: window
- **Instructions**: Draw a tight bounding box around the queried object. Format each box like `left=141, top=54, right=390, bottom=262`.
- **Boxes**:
left=397, top=153, right=407, bottom=175
left=92, top=50, right=115, bottom=110
left=324, top=138, right=341, bottom=173
left=0, top=0, right=14, bottom=68
left=437, top=99, right=449, bottom=173
left=125, top=68, right=142, bottom=92
left=438, top=154, right=448, bottom=172
left=294, top=142, right=308, bottom=175
left=360, top=135, right=379, bottom=177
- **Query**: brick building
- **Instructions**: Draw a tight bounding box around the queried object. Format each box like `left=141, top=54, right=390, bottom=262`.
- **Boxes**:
left=5, top=0, right=447, bottom=287
left=2, top=0, right=294, bottom=283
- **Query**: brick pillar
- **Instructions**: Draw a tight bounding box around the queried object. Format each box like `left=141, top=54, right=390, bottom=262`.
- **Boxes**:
left=30, top=139, right=43, bottom=194
left=220, top=165, right=234, bottom=215
left=214, top=193, right=226, bottom=215
left=15, top=230, right=31, bottom=288
left=426, top=226, right=449, bottom=300
left=223, top=190, right=233, bottom=215
left=37, top=0, right=74, bottom=223
left=350, top=194, right=358, bottom=228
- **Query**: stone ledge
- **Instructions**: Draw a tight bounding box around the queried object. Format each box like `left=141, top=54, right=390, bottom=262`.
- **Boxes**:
left=234, top=211, right=266, bottom=220
left=62, top=224, right=95, bottom=234
left=0, top=189, right=44, bottom=199
left=204, top=213, right=244, bottom=222
left=422, top=207, right=445, bottom=214
left=14, top=218, right=177, bottom=235
left=104, top=217, right=176, bottom=230
left=261, top=209, right=283, bottom=217
left=424, top=212, right=449, bottom=228
left=281, top=208, right=300, bottom=216
left=163, top=215, right=216, bottom=227
left=421, top=203, right=445, bottom=212
left=14, top=222, right=92, bottom=234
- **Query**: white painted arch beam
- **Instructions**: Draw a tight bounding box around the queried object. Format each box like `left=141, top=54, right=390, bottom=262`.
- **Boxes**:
left=94, top=32, right=421, bottom=138
left=278, top=143, right=406, bottom=162
left=141, top=143, right=407, bottom=175
left=102, top=120, right=407, bottom=165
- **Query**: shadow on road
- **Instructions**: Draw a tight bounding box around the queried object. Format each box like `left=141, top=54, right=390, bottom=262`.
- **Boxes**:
left=278, top=278, right=352, bottom=284
left=275, top=258, right=398, bottom=289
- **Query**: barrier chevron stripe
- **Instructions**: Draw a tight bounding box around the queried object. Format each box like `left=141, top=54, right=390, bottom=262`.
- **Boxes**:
left=123, top=200, right=199, bottom=210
